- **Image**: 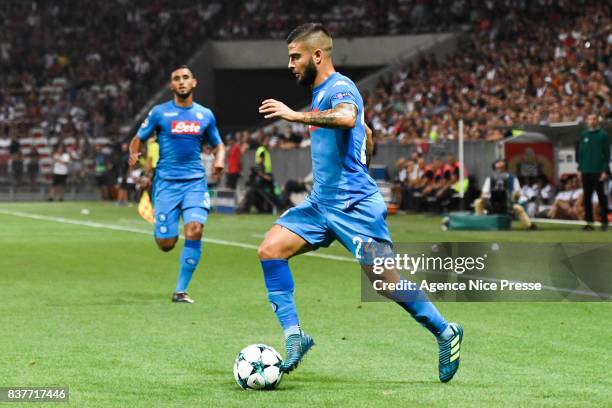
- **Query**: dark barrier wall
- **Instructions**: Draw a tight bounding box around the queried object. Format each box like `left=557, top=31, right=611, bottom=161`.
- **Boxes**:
left=214, top=67, right=381, bottom=133
left=241, top=141, right=496, bottom=190
left=238, top=121, right=612, bottom=191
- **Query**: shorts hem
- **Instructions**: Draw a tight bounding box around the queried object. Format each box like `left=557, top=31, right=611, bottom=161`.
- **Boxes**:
left=274, top=220, right=321, bottom=248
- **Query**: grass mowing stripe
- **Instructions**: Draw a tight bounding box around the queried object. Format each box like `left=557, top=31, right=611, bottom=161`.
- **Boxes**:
left=1, top=209, right=607, bottom=298
left=0, top=209, right=354, bottom=263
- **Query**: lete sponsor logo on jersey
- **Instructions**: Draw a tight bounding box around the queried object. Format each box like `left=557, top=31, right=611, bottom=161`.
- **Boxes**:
left=171, top=121, right=201, bottom=134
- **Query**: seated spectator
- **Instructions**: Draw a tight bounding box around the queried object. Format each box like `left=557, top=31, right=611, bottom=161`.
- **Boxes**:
left=548, top=175, right=582, bottom=220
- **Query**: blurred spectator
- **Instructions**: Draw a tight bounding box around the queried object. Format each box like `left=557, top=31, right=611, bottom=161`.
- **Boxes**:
left=225, top=135, right=243, bottom=190
left=201, top=145, right=219, bottom=188
left=93, top=144, right=109, bottom=200
left=279, top=172, right=312, bottom=209
left=47, top=143, right=70, bottom=201
left=27, top=147, right=39, bottom=187
left=9, top=135, right=20, bottom=159
left=237, top=163, right=278, bottom=214
left=10, top=150, right=24, bottom=185
left=524, top=174, right=555, bottom=218
left=255, top=135, right=272, bottom=174
left=114, top=143, right=130, bottom=205
left=126, top=164, right=142, bottom=203
left=548, top=175, right=583, bottom=220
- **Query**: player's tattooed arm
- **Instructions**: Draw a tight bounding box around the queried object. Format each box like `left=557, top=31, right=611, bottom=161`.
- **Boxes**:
left=259, top=99, right=357, bottom=129
left=299, top=103, right=357, bottom=129
left=365, top=124, right=373, bottom=168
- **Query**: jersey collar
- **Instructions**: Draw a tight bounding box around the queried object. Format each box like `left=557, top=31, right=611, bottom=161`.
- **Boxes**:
left=172, top=100, right=193, bottom=110
left=312, top=72, right=339, bottom=94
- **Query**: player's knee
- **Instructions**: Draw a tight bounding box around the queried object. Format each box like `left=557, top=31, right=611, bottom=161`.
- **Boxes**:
left=185, top=222, right=203, bottom=240
left=156, top=238, right=177, bottom=252
left=258, top=240, right=283, bottom=260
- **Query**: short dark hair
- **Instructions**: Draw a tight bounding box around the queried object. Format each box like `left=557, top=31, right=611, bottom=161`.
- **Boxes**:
left=286, top=23, right=331, bottom=44
left=170, top=65, right=194, bottom=77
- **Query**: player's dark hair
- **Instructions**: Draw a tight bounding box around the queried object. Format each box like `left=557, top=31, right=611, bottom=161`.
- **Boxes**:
left=170, top=65, right=194, bottom=77
left=286, top=23, right=331, bottom=44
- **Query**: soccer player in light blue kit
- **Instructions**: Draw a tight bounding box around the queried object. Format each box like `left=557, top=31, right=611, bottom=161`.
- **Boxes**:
left=258, top=24, right=463, bottom=382
left=129, top=66, right=225, bottom=304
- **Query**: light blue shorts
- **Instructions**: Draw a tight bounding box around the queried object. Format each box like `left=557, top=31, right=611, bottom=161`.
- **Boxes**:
left=153, top=178, right=210, bottom=238
left=275, top=192, right=392, bottom=262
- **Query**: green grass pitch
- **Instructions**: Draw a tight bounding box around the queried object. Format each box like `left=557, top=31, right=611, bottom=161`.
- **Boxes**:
left=0, top=202, right=610, bottom=407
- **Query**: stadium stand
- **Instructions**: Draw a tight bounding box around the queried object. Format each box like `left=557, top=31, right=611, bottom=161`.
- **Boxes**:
left=1, top=0, right=610, bottom=217
left=256, top=0, right=611, bottom=146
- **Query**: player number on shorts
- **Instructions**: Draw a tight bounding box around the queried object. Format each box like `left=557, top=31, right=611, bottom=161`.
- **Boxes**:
left=353, top=236, right=375, bottom=260
left=353, top=236, right=363, bottom=259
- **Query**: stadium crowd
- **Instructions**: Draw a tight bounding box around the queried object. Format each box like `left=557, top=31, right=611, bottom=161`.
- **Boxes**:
left=0, top=0, right=232, bottom=185
left=363, top=0, right=612, bottom=144
left=0, top=0, right=485, bottom=185
left=252, top=0, right=611, bottom=145
left=1, top=0, right=610, bottom=218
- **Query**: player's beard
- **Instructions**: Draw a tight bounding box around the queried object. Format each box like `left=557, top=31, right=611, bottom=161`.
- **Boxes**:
left=297, top=58, right=317, bottom=87
left=175, top=89, right=192, bottom=100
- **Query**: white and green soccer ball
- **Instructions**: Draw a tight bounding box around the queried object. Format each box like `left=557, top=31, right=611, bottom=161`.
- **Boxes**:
left=233, top=344, right=283, bottom=390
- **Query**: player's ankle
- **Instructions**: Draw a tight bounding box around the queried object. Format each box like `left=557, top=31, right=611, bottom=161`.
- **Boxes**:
left=284, top=325, right=301, bottom=338
left=437, top=324, right=454, bottom=343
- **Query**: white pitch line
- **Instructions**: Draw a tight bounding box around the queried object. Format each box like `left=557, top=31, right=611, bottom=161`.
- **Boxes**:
left=0, top=209, right=354, bottom=262
left=532, top=217, right=603, bottom=226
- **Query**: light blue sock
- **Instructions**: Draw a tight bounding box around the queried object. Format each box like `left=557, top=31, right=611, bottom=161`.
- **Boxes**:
left=175, top=239, right=202, bottom=292
left=261, top=259, right=300, bottom=338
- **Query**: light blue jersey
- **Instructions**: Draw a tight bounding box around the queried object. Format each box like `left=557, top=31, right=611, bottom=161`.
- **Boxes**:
left=137, top=100, right=221, bottom=180
left=137, top=99, right=220, bottom=238
left=308, top=72, right=379, bottom=209
left=276, top=72, right=391, bottom=255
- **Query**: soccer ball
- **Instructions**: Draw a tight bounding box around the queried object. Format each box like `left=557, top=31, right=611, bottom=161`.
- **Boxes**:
left=233, top=344, right=283, bottom=390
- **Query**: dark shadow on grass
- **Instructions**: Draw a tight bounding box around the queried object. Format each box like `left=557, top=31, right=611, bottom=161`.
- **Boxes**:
left=224, top=374, right=435, bottom=393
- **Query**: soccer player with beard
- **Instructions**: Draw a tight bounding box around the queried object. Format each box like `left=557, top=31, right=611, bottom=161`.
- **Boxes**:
left=129, top=66, right=225, bottom=303
left=258, top=24, right=463, bottom=382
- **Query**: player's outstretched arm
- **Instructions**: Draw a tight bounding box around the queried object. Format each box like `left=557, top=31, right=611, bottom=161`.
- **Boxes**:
left=128, top=136, right=141, bottom=166
left=259, top=99, right=357, bottom=129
